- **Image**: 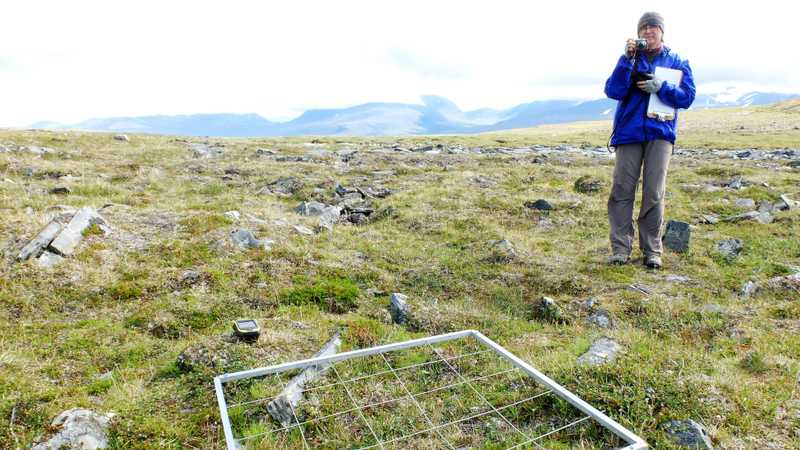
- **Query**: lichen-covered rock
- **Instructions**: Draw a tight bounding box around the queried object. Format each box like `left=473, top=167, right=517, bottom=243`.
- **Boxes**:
left=577, top=337, right=622, bottom=366
left=31, top=409, right=115, bottom=450
left=389, top=293, right=410, bottom=325
left=574, top=176, right=604, bottom=194
left=659, top=419, right=715, bottom=449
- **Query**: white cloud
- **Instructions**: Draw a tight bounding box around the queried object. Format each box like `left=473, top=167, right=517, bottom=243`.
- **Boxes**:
left=1, top=0, right=798, bottom=126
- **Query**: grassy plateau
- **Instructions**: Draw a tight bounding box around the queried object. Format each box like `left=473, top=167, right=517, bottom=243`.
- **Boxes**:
left=1, top=101, right=799, bottom=449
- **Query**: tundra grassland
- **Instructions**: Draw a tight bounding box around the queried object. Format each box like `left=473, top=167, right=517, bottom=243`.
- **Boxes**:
left=1, top=101, right=799, bottom=449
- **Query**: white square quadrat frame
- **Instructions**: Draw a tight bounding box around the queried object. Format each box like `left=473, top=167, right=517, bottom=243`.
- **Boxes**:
left=214, top=329, right=648, bottom=449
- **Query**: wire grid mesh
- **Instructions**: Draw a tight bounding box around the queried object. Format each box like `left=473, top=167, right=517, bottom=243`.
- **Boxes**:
left=215, top=330, right=647, bottom=449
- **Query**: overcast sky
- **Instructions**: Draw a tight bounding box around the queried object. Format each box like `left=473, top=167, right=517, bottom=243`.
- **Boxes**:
left=2, top=0, right=798, bottom=126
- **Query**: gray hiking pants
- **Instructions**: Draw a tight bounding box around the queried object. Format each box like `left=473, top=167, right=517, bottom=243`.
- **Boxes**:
left=608, top=139, right=672, bottom=257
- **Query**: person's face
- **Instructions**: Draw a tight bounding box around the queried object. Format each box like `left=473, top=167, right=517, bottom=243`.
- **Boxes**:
left=638, top=24, right=663, bottom=49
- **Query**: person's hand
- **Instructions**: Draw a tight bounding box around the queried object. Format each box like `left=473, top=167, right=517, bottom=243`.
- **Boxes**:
left=637, top=77, right=663, bottom=94
left=625, top=39, right=636, bottom=58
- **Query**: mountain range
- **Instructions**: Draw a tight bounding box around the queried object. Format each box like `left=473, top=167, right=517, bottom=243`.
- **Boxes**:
left=32, top=92, right=799, bottom=137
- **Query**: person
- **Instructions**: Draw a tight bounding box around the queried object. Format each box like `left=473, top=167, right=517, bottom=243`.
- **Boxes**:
left=604, top=12, right=696, bottom=269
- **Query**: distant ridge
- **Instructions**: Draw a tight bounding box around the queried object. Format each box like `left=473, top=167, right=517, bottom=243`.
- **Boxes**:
left=33, top=92, right=799, bottom=137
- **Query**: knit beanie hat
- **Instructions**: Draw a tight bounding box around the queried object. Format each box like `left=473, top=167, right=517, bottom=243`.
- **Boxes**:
left=638, top=12, right=664, bottom=33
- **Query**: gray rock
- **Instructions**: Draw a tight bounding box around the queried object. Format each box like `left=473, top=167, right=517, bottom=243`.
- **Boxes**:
left=293, top=225, right=314, bottom=236
left=766, top=272, right=800, bottom=293
left=176, top=344, right=226, bottom=372
left=295, top=201, right=328, bottom=216
left=255, top=148, right=275, bottom=156
left=179, top=270, right=203, bottom=287
left=577, top=337, right=622, bottom=366
left=524, top=199, right=553, bottom=211
left=36, top=251, right=64, bottom=268
left=316, top=206, right=342, bottom=232
left=715, top=238, right=743, bottom=260
left=734, top=198, right=755, bottom=209
left=389, top=293, right=410, bottom=324
left=663, top=220, right=690, bottom=253
left=49, top=186, right=71, bottom=195
left=49, top=207, right=108, bottom=257
left=348, top=212, right=369, bottom=225
left=574, top=176, right=604, bottom=194
left=775, top=194, right=794, bottom=211
left=230, top=229, right=273, bottom=250
left=113, top=134, right=129, bottom=142
left=17, top=220, right=64, bottom=261
left=364, top=186, right=392, bottom=198
left=533, top=296, right=565, bottom=323
left=741, top=280, right=759, bottom=298
left=587, top=309, right=614, bottom=329
left=263, top=177, right=303, bottom=197
left=722, top=211, right=759, bottom=223
left=666, top=274, right=691, bottom=283
left=267, top=333, right=342, bottom=427
left=579, top=298, right=600, bottom=311
left=755, top=211, right=773, bottom=224
left=698, top=214, right=720, bottom=225
left=659, top=419, right=715, bottom=449
left=488, top=239, right=517, bottom=263
left=223, top=210, right=240, bottom=221
left=31, top=409, right=115, bottom=450
left=189, top=143, right=224, bottom=158
left=627, top=284, right=652, bottom=295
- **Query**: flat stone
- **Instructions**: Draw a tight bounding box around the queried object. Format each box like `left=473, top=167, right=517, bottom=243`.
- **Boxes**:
left=389, top=293, right=410, bottom=324
left=49, top=207, right=106, bottom=257
left=295, top=201, right=328, bottom=216
left=734, top=198, right=756, bottom=209
left=49, top=186, right=71, bottom=195
left=755, top=211, right=773, bottom=224
left=188, top=143, right=224, bottom=158
left=17, top=220, right=64, bottom=261
left=663, top=220, right=690, bottom=253
left=698, top=214, right=720, bottom=224
left=36, top=251, right=64, bottom=268
left=659, top=419, right=715, bottom=449
left=223, top=210, right=240, bottom=221
left=261, top=177, right=304, bottom=197
left=666, top=274, right=691, bottom=283
left=267, top=333, right=341, bottom=427
left=586, top=309, right=614, bottom=329
left=31, top=409, right=115, bottom=450
left=577, top=337, right=622, bottom=366
left=293, top=225, right=314, bottom=236
left=230, top=229, right=273, bottom=250
left=722, top=211, right=759, bottom=223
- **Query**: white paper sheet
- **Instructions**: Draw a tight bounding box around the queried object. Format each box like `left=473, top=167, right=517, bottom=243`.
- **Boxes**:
left=647, top=66, right=683, bottom=120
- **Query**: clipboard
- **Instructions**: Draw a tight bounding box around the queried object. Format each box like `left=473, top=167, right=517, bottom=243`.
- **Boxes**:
left=647, top=66, right=682, bottom=121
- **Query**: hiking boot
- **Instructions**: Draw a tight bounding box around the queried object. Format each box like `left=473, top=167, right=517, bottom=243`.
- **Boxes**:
left=644, top=255, right=662, bottom=269
left=607, top=254, right=629, bottom=265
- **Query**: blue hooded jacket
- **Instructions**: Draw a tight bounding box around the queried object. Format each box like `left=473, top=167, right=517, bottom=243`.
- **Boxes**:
left=605, top=45, right=696, bottom=146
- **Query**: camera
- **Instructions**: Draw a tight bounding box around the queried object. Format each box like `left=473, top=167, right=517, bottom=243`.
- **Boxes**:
left=635, top=39, right=648, bottom=51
